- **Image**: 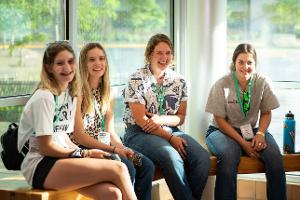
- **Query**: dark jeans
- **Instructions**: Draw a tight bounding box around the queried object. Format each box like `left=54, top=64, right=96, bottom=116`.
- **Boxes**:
left=120, top=151, right=154, bottom=200
left=124, top=125, right=210, bottom=200
left=206, top=126, right=287, bottom=200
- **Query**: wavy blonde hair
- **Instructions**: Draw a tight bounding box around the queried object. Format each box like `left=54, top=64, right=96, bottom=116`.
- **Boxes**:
left=79, top=43, right=110, bottom=115
left=37, top=41, right=80, bottom=96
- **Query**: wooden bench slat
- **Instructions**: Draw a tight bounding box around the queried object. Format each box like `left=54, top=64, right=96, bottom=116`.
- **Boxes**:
left=1, top=154, right=300, bottom=200
left=154, top=154, right=300, bottom=180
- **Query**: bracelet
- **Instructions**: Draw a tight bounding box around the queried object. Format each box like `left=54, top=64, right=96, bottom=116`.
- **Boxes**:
left=81, top=149, right=90, bottom=158
left=168, top=134, right=174, bottom=142
left=256, top=131, right=265, bottom=137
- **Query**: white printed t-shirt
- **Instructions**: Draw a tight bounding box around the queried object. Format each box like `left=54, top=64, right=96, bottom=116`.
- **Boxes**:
left=18, top=88, right=77, bottom=185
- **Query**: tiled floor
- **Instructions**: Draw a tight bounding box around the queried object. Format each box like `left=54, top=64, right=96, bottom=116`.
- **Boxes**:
left=152, top=174, right=300, bottom=200
left=238, top=174, right=300, bottom=200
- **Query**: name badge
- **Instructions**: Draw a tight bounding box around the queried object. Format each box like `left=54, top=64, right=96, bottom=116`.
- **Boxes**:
left=240, top=124, right=254, bottom=140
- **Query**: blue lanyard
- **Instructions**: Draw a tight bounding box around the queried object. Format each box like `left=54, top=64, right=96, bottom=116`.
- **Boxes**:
left=233, top=71, right=253, bottom=117
left=54, top=91, right=67, bottom=123
left=151, top=84, right=166, bottom=115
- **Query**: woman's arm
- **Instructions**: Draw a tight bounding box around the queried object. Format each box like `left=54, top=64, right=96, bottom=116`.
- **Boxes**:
left=257, top=111, right=271, bottom=134
left=37, top=135, right=110, bottom=158
left=214, top=115, right=259, bottom=157
left=214, top=115, right=245, bottom=145
left=37, top=135, right=74, bottom=157
left=129, top=102, right=172, bottom=140
left=129, top=102, right=188, bottom=159
left=106, top=93, right=123, bottom=147
left=251, top=111, right=270, bottom=151
left=146, top=101, right=186, bottom=127
left=73, top=96, right=115, bottom=153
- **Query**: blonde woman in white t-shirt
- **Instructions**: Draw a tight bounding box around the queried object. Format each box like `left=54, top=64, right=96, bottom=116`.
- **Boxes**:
left=18, top=41, right=137, bottom=200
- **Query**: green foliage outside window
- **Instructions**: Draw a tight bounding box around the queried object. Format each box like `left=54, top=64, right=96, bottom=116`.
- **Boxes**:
left=264, top=0, right=300, bottom=37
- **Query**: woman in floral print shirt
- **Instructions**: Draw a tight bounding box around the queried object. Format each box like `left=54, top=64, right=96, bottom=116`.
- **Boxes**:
left=123, top=34, right=210, bottom=200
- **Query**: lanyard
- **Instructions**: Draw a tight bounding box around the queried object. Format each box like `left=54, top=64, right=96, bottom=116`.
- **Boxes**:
left=93, top=99, right=105, bottom=131
left=151, top=84, right=166, bottom=115
left=233, top=71, right=253, bottom=117
left=54, top=91, right=67, bottom=123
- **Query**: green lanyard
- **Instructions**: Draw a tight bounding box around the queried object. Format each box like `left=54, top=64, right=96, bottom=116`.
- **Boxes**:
left=233, top=71, right=253, bottom=117
left=93, top=99, right=105, bottom=131
left=151, top=84, right=166, bottom=115
left=54, top=91, right=67, bottom=123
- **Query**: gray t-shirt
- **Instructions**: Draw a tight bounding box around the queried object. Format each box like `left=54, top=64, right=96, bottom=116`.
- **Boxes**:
left=205, top=72, right=279, bottom=129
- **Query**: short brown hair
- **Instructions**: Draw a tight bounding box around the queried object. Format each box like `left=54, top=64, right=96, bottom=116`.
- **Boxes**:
left=230, top=43, right=257, bottom=72
left=144, top=33, right=173, bottom=64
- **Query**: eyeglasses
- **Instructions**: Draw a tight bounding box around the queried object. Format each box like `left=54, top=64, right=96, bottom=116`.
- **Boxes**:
left=243, top=91, right=250, bottom=114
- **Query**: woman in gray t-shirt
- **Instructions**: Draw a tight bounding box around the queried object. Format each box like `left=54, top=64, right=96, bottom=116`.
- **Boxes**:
left=205, top=43, right=286, bottom=200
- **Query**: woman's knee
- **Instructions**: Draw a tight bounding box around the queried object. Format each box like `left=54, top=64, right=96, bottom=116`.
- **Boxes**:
left=158, top=148, right=184, bottom=172
left=142, top=156, right=155, bottom=171
left=106, top=186, right=122, bottom=200
left=110, top=162, right=131, bottom=180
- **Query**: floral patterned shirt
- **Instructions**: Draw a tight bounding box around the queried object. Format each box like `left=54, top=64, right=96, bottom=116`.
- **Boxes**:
left=123, top=64, right=188, bottom=126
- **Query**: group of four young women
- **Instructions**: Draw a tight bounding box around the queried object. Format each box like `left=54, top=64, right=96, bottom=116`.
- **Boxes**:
left=18, top=33, right=286, bottom=200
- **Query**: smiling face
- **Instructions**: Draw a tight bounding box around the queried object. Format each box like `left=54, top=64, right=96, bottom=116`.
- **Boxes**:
left=150, top=41, right=173, bottom=71
left=49, top=50, right=75, bottom=90
left=234, top=52, right=256, bottom=82
left=86, top=47, right=106, bottom=79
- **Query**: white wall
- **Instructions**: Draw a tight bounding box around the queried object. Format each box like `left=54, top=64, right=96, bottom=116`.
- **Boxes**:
left=175, top=0, right=227, bottom=143
left=174, top=1, right=227, bottom=199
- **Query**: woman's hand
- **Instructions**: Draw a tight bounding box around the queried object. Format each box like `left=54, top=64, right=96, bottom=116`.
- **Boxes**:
left=252, top=134, right=267, bottom=151
left=88, top=149, right=110, bottom=158
left=241, top=141, right=260, bottom=158
left=169, top=136, right=188, bottom=159
left=145, top=111, right=163, bottom=125
left=142, top=117, right=161, bottom=133
left=114, top=146, right=135, bottom=159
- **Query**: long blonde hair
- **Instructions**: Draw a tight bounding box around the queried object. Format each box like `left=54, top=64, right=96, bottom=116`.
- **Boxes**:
left=79, top=43, right=110, bottom=115
left=37, top=41, right=79, bottom=96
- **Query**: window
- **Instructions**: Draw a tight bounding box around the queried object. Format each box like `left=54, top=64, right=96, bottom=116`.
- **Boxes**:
left=77, top=0, right=173, bottom=133
left=0, top=0, right=173, bottom=135
left=227, top=0, right=300, bottom=152
left=0, top=0, right=65, bottom=133
left=0, top=0, right=65, bottom=97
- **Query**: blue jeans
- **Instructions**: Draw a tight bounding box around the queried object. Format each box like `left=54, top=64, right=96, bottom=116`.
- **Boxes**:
left=124, top=125, right=210, bottom=200
left=120, top=151, right=154, bottom=200
left=206, top=127, right=287, bottom=200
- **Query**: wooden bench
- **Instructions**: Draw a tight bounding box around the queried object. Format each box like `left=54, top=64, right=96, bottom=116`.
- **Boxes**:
left=1, top=154, right=300, bottom=200
left=154, top=154, right=300, bottom=180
